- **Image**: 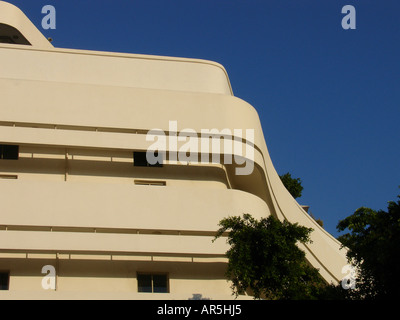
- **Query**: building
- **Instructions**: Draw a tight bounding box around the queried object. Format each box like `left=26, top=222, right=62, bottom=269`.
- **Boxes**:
left=0, top=1, right=347, bottom=299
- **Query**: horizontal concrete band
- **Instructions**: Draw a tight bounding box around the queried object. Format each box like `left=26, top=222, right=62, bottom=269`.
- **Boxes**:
left=0, top=180, right=271, bottom=232
left=0, top=125, right=263, bottom=165
left=0, top=230, right=229, bottom=256
left=0, top=251, right=228, bottom=263
left=0, top=44, right=232, bottom=94
left=0, top=78, right=263, bottom=145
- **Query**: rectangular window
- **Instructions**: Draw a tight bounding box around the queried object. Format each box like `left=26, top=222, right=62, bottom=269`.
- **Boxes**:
left=137, top=274, right=152, bottom=293
left=0, top=145, right=19, bottom=160
left=137, top=273, right=168, bottom=293
left=0, top=272, right=10, bottom=290
left=133, top=151, right=163, bottom=167
left=152, top=274, right=169, bottom=293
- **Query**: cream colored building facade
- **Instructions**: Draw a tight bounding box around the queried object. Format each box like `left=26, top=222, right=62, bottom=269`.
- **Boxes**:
left=0, top=2, right=347, bottom=300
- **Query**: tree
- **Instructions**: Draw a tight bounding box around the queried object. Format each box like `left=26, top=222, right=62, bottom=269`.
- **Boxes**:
left=280, top=172, right=324, bottom=227
left=309, top=212, right=324, bottom=228
left=279, top=172, right=303, bottom=199
left=337, top=190, right=400, bottom=299
left=213, top=214, right=326, bottom=299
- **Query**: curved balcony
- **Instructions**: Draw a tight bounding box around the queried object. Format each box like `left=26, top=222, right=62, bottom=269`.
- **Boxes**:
left=0, top=179, right=270, bottom=232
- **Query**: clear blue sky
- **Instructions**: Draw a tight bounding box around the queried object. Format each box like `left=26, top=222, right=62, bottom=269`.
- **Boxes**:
left=7, top=0, right=400, bottom=237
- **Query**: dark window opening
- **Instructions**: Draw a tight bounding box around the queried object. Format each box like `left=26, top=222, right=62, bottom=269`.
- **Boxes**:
left=133, top=151, right=163, bottom=167
left=137, top=273, right=168, bottom=293
left=0, top=272, right=10, bottom=290
left=0, top=145, right=19, bottom=160
left=0, top=35, right=15, bottom=44
left=0, top=174, right=18, bottom=180
left=0, top=23, right=31, bottom=45
left=152, top=274, right=168, bottom=293
left=133, top=151, right=148, bottom=167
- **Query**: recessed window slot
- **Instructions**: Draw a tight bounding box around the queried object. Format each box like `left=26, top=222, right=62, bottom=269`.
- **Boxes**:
left=0, top=174, right=18, bottom=180
left=134, top=180, right=166, bottom=186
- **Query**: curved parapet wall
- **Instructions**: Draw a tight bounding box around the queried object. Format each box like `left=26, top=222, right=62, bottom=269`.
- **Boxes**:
left=0, top=43, right=232, bottom=95
left=0, top=1, right=53, bottom=48
left=259, top=139, right=348, bottom=284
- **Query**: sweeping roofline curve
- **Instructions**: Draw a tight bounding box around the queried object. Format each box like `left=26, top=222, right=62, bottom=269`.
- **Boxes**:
left=0, top=43, right=234, bottom=95
left=0, top=1, right=53, bottom=48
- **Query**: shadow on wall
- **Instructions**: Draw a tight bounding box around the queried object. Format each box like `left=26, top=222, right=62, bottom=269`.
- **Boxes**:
left=188, top=293, right=211, bottom=300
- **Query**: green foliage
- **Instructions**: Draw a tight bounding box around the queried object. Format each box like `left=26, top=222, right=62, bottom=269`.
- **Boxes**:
left=337, top=190, right=400, bottom=299
left=309, top=212, right=324, bottom=228
left=213, top=214, right=327, bottom=299
left=279, top=172, right=304, bottom=199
